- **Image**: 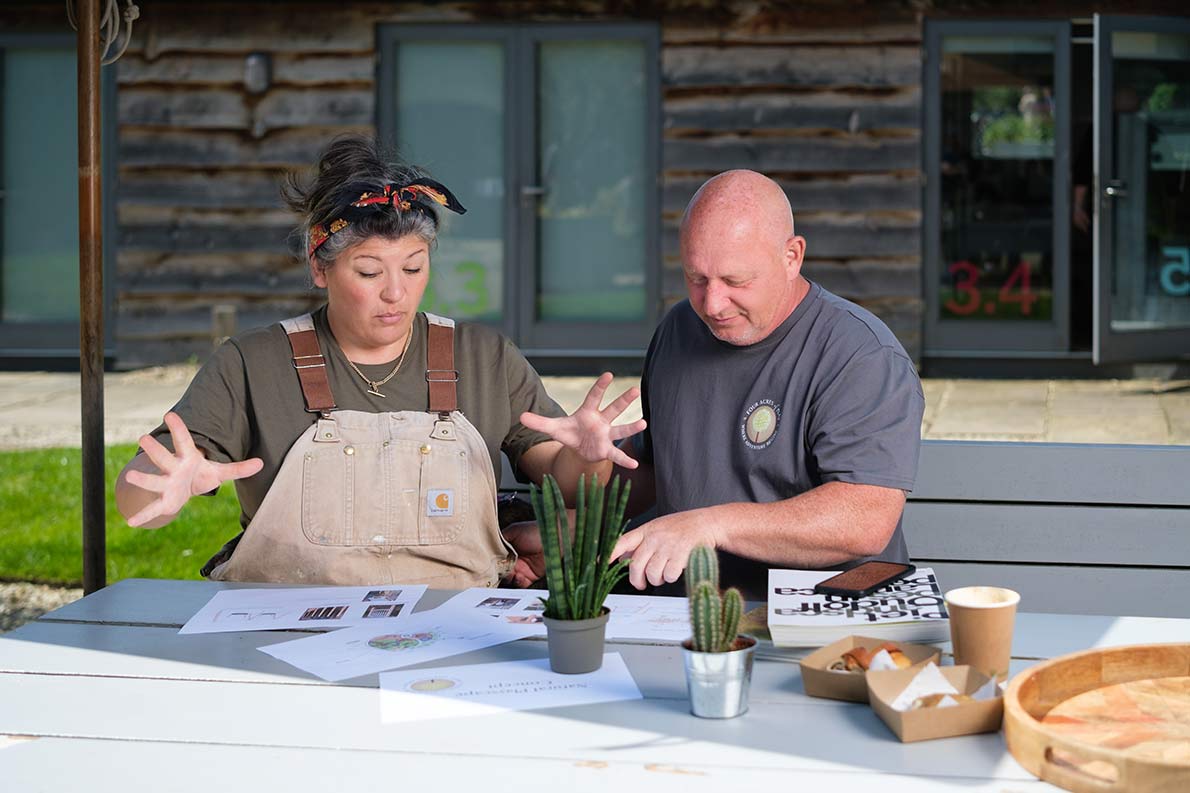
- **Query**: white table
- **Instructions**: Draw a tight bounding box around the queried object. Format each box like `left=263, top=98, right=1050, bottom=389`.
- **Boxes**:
left=1, top=579, right=1187, bottom=791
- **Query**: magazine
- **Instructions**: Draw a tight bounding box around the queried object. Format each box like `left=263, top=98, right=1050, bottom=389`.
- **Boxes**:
left=767, top=567, right=950, bottom=648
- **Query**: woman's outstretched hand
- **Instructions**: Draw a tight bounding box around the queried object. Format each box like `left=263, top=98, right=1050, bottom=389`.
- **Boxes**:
left=122, top=412, right=263, bottom=528
left=519, top=372, right=646, bottom=469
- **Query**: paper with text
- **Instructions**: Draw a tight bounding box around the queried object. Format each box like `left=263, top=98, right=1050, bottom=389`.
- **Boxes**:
left=179, top=585, right=427, bottom=635
left=379, top=653, right=642, bottom=722
left=435, top=588, right=693, bottom=643
left=258, top=611, right=522, bottom=681
left=433, top=588, right=549, bottom=635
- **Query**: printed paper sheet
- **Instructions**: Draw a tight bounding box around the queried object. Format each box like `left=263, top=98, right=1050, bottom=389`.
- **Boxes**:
left=432, top=588, right=550, bottom=635
left=258, top=611, right=522, bottom=681
left=379, top=653, right=642, bottom=722
left=434, top=588, right=693, bottom=643
left=178, top=584, right=427, bottom=635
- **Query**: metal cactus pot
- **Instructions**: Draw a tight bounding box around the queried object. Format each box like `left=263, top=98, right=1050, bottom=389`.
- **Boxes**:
left=682, top=545, right=754, bottom=718
left=682, top=634, right=757, bottom=718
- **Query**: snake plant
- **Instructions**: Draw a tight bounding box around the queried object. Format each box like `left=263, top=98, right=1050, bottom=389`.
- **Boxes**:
left=686, top=544, right=744, bottom=653
left=530, top=473, right=631, bottom=621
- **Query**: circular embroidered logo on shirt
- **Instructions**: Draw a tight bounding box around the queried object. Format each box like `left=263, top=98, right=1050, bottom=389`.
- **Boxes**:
left=741, top=400, right=781, bottom=450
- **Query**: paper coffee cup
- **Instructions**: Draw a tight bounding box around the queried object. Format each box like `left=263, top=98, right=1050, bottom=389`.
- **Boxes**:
left=944, top=586, right=1020, bottom=682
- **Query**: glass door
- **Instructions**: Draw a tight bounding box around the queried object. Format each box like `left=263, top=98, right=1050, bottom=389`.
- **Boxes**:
left=380, top=24, right=659, bottom=357
left=1093, top=16, right=1190, bottom=363
left=516, top=27, right=658, bottom=352
left=384, top=31, right=512, bottom=331
left=924, top=21, right=1071, bottom=356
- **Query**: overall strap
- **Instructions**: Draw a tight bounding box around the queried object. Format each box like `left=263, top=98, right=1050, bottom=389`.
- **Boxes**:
left=281, top=314, right=336, bottom=413
left=424, top=313, right=458, bottom=414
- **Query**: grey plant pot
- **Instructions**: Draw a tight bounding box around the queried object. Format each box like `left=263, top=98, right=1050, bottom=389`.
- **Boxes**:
left=682, top=634, right=757, bottom=718
left=542, top=607, right=610, bottom=674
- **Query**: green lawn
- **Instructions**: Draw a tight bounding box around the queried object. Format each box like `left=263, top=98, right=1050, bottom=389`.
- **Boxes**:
left=0, top=444, right=243, bottom=585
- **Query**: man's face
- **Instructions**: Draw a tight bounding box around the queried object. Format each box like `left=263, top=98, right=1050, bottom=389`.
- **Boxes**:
left=682, top=228, right=800, bottom=346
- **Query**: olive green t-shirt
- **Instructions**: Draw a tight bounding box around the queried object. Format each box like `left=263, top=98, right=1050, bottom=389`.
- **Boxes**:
left=151, top=307, right=565, bottom=530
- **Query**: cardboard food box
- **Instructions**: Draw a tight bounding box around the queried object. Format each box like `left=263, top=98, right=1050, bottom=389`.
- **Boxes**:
left=866, top=665, right=1004, bottom=742
left=799, top=635, right=941, bottom=703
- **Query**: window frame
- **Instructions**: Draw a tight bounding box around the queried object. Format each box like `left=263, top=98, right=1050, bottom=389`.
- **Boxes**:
left=0, top=33, right=118, bottom=362
left=923, top=19, right=1072, bottom=358
left=1092, top=14, right=1190, bottom=364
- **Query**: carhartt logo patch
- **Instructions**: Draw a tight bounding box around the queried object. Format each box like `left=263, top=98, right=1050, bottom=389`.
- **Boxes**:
left=740, top=400, right=781, bottom=450
left=427, top=489, right=454, bottom=517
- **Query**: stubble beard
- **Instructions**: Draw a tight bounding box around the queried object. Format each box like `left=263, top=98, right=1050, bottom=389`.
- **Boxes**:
left=706, top=319, right=764, bottom=346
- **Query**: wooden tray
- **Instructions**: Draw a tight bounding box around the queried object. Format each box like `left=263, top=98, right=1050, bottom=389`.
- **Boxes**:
left=1004, top=643, right=1190, bottom=793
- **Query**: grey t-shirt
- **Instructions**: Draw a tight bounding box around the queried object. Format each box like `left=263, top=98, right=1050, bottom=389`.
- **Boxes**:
left=152, top=307, right=565, bottom=532
left=638, top=282, right=925, bottom=600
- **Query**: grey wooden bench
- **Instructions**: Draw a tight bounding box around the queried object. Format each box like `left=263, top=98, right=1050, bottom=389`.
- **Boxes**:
left=907, top=440, right=1190, bottom=619
left=501, top=440, right=1190, bottom=618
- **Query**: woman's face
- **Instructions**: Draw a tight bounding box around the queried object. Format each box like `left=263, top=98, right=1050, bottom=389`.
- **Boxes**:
left=313, top=234, right=430, bottom=360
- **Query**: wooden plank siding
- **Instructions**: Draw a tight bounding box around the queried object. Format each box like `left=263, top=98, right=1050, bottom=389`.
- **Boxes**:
left=101, top=2, right=379, bottom=365
left=4, top=0, right=929, bottom=365
left=660, top=10, right=925, bottom=358
left=7, top=0, right=1189, bottom=365
left=107, top=3, right=382, bottom=364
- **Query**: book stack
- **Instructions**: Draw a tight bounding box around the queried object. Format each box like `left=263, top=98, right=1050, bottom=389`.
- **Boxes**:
left=766, top=567, right=950, bottom=648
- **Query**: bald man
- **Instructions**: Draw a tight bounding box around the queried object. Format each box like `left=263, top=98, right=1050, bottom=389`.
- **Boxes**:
left=610, top=170, right=925, bottom=601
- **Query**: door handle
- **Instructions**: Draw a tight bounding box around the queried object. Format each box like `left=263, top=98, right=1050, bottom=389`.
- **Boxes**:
left=1104, top=180, right=1128, bottom=199
left=520, top=185, right=546, bottom=197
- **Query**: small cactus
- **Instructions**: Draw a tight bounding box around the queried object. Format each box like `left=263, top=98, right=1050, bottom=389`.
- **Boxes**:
left=687, top=544, right=744, bottom=653
left=685, top=544, right=719, bottom=597
left=720, top=583, right=742, bottom=649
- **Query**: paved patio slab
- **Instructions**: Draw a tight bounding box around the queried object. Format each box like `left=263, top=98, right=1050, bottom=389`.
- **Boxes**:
left=0, top=368, right=1187, bottom=450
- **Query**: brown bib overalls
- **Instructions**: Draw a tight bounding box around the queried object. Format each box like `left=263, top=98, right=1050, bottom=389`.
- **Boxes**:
left=206, top=312, right=515, bottom=587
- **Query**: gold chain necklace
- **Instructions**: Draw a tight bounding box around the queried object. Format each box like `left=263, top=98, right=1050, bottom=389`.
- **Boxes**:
left=344, top=325, right=414, bottom=398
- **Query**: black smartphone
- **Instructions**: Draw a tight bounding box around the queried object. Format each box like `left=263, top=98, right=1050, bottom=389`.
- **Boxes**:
left=812, top=561, right=916, bottom=598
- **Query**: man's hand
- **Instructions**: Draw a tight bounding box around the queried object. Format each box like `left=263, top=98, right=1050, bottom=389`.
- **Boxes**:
left=611, top=507, right=723, bottom=590
left=502, top=520, right=545, bottom=588
left=123, top=412, right=263, bottom=528
left=520, top=372, right=645, bottom=469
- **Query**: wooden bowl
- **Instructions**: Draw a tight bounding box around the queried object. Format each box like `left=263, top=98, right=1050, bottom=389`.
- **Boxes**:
left=1004, top=643, right=1190, bottom=793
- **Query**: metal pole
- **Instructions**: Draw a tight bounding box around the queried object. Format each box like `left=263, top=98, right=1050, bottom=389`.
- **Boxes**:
left=78, top=0, right=106, bottom=594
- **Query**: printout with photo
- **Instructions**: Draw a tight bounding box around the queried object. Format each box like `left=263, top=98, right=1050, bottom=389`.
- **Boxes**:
left=178, top=584, right=427, bottom=635
left=435, top=589, right=692, bottom=642
left=433, top=588, right=549, bottom=634
left=379, top=653, right=642, bottom=723
left=604, top=594, right=692, bottom=642
left=258, top=611, right=523, bottom=681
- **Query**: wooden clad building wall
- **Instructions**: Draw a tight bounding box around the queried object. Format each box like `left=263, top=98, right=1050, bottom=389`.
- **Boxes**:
left=115, top=4, right=381, bottom=366
left=660, top=5, right=924, bottom=358
left=7, top=1, right=931, bottom=366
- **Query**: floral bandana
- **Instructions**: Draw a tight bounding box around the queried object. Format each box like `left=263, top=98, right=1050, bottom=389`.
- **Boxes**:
left=307, top=178, right=467, bottom=258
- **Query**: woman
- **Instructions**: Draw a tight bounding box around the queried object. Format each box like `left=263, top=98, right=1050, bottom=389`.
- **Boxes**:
left=115, top=135, right=643, bottom=588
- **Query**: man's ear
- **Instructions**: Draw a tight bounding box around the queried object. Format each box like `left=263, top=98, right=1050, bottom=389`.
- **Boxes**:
left=310, top=257, right=328, bottom=289
left=785, top=235, right=807, bottom=276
